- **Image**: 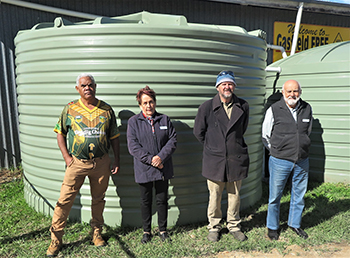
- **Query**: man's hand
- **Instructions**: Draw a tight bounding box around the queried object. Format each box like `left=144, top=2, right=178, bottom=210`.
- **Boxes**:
left=111, top=161, right=120, bottom=174
left=64, top=155, right=73, bottom=167
left=111, top=138, right=120, bottom=175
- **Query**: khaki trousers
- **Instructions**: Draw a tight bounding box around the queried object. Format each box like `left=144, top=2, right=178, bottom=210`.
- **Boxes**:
left=207, top=179, right=242, bottom=232
left=50, top=154, right=110, bottom=239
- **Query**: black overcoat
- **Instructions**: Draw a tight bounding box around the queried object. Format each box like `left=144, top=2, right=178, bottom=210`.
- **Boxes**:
left=193, top=93, right=249, bottom=182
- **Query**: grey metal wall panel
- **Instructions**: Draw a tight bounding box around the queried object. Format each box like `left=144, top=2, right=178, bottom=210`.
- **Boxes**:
left=2, top=1, right=350, bottom=51
left=0, top=42, right=20, bottom=168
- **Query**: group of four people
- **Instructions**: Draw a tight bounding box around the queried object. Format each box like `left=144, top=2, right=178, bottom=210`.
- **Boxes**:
left=46, top=71, right=312, bottom=257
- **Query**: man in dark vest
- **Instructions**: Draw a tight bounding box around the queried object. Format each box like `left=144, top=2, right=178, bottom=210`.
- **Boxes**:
left=194, top=71, right=250, bottom=242
left=262, top=79, right=313, bottom=240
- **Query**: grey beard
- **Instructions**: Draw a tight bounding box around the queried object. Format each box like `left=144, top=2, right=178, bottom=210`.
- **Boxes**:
left=221, top=92, right=232, bottom=99
left=286, top=96, right=300, bottom=106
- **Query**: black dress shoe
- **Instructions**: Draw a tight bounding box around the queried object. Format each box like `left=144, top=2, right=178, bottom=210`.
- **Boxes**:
left=267, top=228, right=279, bottom=240
left=141, top=233, right=152, bottom=244
left=160, top=232, right=171, bottom=242
left=290, top=227, right=308, bottom=239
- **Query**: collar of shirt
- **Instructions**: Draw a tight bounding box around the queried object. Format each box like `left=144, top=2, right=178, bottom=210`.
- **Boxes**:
left=221, top=99, right=234, bottom=118
left=221, top=98, right=233, bottom=108
left=286, top=101, right=300, bottom=121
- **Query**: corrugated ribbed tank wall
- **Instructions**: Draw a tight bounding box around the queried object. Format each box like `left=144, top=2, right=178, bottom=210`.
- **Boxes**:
left=266, top=41, right=350, bottom=183
left=15, top=11, right=267, bottom=226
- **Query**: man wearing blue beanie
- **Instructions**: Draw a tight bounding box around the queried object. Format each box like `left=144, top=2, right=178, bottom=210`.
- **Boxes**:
left=194, top=70, right=250, bottom=242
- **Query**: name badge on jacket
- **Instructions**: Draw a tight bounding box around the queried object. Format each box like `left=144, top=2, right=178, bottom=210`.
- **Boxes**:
left=160, top=126, right=168, bottom=130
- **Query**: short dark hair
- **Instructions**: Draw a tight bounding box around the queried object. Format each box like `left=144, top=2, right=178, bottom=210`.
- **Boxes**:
left=136, top=86, right=156, bottom=105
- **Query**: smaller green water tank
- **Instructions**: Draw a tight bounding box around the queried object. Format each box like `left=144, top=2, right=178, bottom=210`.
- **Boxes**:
left=266, top=41, right=350, bottom=183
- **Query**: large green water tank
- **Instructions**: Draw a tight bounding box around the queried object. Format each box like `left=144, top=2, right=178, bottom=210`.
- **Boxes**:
left=266, top=41, right=350, bottom=183
left=15, top=11, right=267, bottom=227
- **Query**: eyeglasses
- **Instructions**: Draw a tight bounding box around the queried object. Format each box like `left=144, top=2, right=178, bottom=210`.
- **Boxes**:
left=218, top=70, right=234, bottom=77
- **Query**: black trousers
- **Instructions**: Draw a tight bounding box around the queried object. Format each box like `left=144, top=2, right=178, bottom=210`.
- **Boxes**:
left=139, top=180, right=169, bottom=232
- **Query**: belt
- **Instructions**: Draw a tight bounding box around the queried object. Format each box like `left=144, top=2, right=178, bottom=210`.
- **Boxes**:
left=74, top=154, right=106, bottom=162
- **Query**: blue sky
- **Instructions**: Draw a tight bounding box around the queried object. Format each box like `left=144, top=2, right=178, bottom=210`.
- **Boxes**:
left=318, top=0, right=350, bottom=4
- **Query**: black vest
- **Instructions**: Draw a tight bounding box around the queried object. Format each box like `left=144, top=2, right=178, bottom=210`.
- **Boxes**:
left=270, top=98, right=312, bottom=162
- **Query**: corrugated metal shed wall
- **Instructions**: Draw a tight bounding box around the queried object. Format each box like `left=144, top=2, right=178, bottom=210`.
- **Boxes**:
left=2, top=1, right=350, bottom=55
left=1, top=0, right=349, bottom=168
left=0, top=43, right=20, bottom=168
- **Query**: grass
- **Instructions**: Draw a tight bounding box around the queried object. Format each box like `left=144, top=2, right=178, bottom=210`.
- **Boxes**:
left=0, top=169, right=349, bottom=257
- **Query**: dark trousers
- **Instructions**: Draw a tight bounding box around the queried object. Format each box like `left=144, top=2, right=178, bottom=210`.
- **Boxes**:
left=139, top=180, right=169, bottom=232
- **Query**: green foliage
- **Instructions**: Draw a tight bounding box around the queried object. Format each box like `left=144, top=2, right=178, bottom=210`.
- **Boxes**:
left=0, top=178, right=349, bottom=257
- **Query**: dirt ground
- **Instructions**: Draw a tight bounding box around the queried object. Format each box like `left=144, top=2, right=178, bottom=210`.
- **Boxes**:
left=1, top=169, right=349, bottom=257
left=0, top=168, right=22, bottom=184
left=216, top=241, right=350, bottom=258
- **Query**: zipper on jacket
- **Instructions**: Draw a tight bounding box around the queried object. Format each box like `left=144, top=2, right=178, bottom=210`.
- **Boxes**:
left=150, top=119, right=164, bottom=180
left=295, top=118, right=299, bottom=162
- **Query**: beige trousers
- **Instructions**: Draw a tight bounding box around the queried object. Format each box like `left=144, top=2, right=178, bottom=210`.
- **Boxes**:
left=207, top=179, right=242, bottom=232
left=50, top=154, right=110, bottom=239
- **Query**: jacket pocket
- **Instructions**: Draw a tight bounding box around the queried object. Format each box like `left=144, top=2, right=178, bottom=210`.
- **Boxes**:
left=272, top=134, right=294, bottom=151
left=204, top=145, right=223, bottom=156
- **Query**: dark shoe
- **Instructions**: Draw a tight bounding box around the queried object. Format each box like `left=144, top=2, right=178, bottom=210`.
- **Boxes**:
left=207, top=231, right=219, bottom=242
left=160, top=232, right=171, bottom=242
left=290, top=227, right=308, bottom=239
left=267, top=228, right=279, bottom=240
left=141, top=233, right=152, bottom=244
left=230, top=230, right=247, bottom=241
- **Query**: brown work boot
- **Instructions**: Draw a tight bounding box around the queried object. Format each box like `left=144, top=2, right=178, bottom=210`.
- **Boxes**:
left=92, top=228, right=106, bottom=247
left=230, top=230, right=247, bottom=241
left=46, top=239, right=62, bottom=257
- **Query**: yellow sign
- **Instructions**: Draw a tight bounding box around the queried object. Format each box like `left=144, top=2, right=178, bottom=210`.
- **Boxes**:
left=273, top=21, right=350, bottom=62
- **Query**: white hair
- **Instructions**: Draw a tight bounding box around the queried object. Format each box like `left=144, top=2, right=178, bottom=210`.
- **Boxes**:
left=76, top=73, right=95, bottom=86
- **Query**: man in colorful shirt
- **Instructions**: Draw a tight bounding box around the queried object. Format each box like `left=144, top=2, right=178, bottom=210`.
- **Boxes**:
left=47, top=73, right=120, bottom=257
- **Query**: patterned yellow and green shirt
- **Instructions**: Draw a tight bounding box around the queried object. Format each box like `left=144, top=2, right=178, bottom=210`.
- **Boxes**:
left=54, top=99, right=120, bottom=160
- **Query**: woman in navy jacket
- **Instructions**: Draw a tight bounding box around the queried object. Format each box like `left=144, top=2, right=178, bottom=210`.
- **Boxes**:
left=127, top=86, right=177, bottom=244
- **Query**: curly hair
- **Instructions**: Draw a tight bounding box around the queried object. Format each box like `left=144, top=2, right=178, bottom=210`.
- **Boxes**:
left=76, top=73, right=95, bottom=85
